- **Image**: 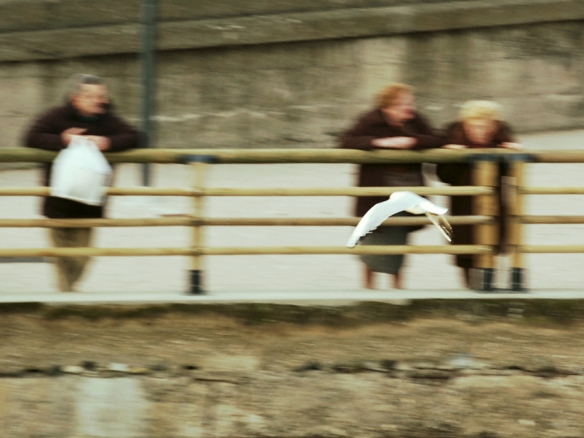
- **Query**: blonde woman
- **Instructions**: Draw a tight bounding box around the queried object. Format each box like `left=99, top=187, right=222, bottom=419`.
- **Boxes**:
left=437, top=100, right=522, bottom=287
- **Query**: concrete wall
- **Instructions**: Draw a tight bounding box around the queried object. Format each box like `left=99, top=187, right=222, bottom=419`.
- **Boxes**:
left=2, top=372, right=584, bottom=437
left=0, top=0, right=479, bottom=33
left=0, top=0, right=583, bottom=149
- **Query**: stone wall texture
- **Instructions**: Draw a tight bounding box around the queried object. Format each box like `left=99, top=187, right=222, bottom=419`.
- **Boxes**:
left=0, top=0, right=583, bottom=148
left=2, top=301, right=584, bottom=438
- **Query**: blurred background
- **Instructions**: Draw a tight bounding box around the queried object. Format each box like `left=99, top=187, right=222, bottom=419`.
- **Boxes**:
left=0, top=0, right=582, bottom=151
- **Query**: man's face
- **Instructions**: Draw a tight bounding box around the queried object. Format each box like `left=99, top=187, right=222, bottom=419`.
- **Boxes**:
left=71, top=84, right=109, bottom=117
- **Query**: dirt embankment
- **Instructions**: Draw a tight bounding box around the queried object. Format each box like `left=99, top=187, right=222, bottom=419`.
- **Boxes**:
left=1, top=302, right=584, bottom=437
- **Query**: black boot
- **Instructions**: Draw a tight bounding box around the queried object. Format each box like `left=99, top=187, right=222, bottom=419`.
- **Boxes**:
left=188, top=270, right=205, bottom=295
left=471, top=268, right=495, bottom=292
left=510, top=267, right=527, bottom=293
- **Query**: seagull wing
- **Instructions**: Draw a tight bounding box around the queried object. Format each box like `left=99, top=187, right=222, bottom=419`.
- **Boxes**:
left=346, top=196, right=418, bottom=248
left=417, top=198, right=448, bottom=215
left=425, top=212, right=453, bottom=242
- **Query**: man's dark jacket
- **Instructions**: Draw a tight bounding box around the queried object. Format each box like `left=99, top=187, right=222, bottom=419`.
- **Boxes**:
left=24, top=103, right=139, bottom=218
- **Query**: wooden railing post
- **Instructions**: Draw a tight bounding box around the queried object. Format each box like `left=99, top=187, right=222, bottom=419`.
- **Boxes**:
left=509, top=161, right=525, bottom=291
left=471, top=157, right=500, bottom=291
left=182, top=155, right=215, bottom=295
left=507, top=156, right=531, bottom=292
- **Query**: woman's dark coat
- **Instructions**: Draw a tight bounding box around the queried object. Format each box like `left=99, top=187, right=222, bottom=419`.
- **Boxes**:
left=436, top=121, right=514, bottom=268
left=339, top=108, right=444, bottom=217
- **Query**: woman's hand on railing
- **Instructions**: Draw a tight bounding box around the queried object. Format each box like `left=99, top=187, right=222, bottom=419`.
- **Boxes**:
left=442, top=144, right=467, bottom=150
left=371, top=136, right=417, bottom=149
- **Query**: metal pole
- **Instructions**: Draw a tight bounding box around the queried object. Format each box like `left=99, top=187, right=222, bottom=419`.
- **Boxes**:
left=140, top=0, right=156, bottom=186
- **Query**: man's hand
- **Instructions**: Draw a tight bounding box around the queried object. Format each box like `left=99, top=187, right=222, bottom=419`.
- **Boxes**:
left=61, top=128, right=87, bottom=145
left=371, top=136, right=417, bottom=149
left=85, top=135, right=111, bottom=151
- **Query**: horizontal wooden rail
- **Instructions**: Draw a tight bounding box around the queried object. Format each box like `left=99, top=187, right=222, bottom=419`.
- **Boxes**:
left=200, top=216, right=492, bottom=227
left=0, top=245, right=492, bottom=257
left=0, top=247, right=190, bottom=257
left=0, top=215, right=492, bottom=228
left=0, top=187, right=193, bottom=197
left=203, top=187, right=492, bottom=197
left=0, top=186, right=493, bottom=197
left=528, top=151, right=584, bottom=163
left=4, top=147, right=584, bottom=164
left=0, top=218, right=191, bottom=228
left=519, top=245, right=584, bottom=253
left=519, top=187, right=584, bottom=195
left=202, top=245, right=492, bottom=256
left=0, top=147, right=539, bottom=164
left=521, top=216, right=584, bottom=224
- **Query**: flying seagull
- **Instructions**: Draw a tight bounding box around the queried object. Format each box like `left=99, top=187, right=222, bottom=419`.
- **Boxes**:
left=347, top=191, right=453, bottom=248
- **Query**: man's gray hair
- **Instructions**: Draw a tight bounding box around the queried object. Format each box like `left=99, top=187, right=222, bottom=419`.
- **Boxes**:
left=65, top=73, right=104, bottom=98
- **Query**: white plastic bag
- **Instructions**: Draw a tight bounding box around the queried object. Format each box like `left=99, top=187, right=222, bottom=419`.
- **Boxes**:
left=50, top=135, right=112, bottom=206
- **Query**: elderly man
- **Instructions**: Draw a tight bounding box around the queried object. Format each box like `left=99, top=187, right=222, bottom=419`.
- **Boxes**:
left=25, top=73, right=139, bottom=292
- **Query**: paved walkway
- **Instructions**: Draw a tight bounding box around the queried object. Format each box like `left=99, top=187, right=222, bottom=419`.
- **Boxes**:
left=1, top=129, right=584, bottom=303
left=1, top=289, right=584, bottom=306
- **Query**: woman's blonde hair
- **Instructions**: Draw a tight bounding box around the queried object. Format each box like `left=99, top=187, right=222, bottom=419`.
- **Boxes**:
left=377, top=83, right=413, bottom=109
left=459, top=100, right=503, bottom=122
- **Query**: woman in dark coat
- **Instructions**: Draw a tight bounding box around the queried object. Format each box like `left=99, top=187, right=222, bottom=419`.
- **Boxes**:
left=340, top=83, right=444, bottom=289
left=437, top=100, right=522, bottom=287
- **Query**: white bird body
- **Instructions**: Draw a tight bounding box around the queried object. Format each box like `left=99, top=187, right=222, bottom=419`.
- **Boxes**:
left=346, top=191, right=453, bottom=248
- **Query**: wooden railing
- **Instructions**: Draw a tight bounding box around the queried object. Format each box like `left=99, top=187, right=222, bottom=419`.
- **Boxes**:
left=1, top=147, right=582, bottom=293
